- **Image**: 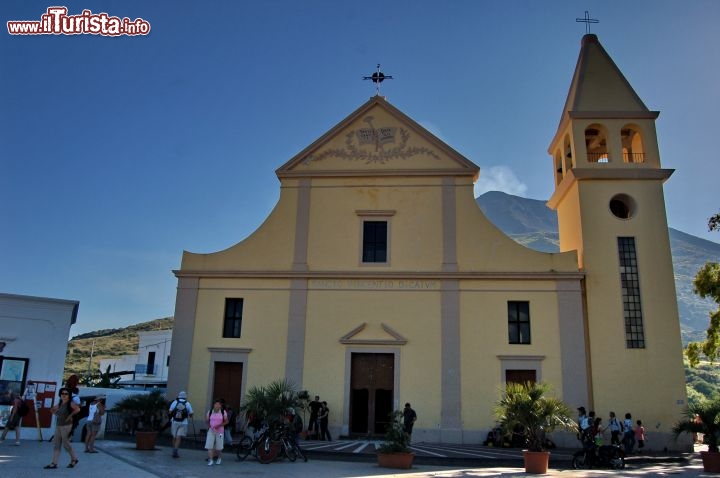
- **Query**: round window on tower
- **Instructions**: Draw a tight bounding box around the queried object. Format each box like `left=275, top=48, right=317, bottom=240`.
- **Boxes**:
left=609, top=194, right=636, bottom=220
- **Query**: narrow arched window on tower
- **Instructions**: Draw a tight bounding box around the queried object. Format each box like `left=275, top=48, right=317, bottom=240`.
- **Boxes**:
left=617, top=237, right=645, bottom=349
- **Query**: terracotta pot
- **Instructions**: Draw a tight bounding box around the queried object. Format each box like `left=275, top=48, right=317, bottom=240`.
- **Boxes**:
left=135, top=431, right=158, bottom=450
left=377, top=452, right=415, bottom=469
left=523, top=450, right=550, bottom=474
left=701, top=451, right=720, bottom=473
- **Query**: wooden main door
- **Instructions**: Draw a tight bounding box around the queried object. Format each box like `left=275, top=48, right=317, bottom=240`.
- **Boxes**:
left=213, top=362, right=243, bottom=411
left=505, top=369, right=536, bottom=385
left=349, top=353, right=394, bottom=436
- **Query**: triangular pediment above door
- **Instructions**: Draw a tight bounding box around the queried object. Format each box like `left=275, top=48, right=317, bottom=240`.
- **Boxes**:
left=276, top=96, right=479, bottom=179
left=340, top=322, right=407, bottom=345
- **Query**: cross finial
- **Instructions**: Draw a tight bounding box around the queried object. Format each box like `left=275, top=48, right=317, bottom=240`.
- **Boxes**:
left=576, top=11, right=599, bottom=34
left=362, top=64, right=393, bottom=96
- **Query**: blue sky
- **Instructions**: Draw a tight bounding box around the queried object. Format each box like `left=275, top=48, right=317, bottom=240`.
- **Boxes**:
left=1, top=1, right=718, bottom=336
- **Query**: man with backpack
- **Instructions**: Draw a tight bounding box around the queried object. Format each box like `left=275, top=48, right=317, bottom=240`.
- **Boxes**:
left=1, top=394, right=28, bottom=445
left=168, top=391, right=193, bottom=458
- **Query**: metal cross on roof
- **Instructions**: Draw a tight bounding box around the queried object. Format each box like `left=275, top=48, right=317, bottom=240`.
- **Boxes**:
left=363, top=64, right=393, bottom=96
left=576, top=11, right=599, bottom=34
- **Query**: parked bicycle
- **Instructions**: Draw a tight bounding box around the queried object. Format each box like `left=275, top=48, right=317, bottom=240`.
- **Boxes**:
left=278, top=424, right=307, bottom=462
left=235, top=425, right=279, bottom=464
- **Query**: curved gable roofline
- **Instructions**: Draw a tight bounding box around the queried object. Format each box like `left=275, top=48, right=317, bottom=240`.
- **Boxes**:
left=276, top=96, right=479, bottom=178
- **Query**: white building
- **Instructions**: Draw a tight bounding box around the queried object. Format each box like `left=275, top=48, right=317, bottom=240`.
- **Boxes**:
left=0, top=293, right=79, bottom=439
left=100, top=329, right=172, bottom=387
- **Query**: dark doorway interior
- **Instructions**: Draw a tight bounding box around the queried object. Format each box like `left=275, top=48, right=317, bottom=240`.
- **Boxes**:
left=349, top=353, right=394, bottom=436
left=505, top=369, right=537, bottom=385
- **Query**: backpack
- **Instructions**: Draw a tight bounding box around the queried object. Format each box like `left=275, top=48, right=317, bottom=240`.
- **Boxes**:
left=17, top=400, right=30, bottom=417
left=172, top=400, right=188, bottom=422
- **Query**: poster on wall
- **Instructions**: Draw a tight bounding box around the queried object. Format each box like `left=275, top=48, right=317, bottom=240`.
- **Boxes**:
left=0, top=357, right=29, bottom=428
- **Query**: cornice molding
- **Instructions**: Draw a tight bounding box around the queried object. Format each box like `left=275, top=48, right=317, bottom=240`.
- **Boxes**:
left=174, top=269, right=585, bottom=281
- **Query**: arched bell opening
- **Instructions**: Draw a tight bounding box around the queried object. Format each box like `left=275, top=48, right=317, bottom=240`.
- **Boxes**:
left=621, top=124, right=645, bottom=163
left=585, top=124, right=610, bottom=163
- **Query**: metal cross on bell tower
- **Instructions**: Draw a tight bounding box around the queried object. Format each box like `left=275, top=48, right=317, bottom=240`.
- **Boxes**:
left=576, top=11, right=599, bottom=34
left=363, top=64, right=393, bottom=96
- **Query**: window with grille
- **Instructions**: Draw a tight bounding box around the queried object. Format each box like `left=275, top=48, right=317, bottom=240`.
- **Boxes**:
left=223, top=298, right=243, bottom=338
left=618, top=237, right=645, bottom=348
left=508, top=301, right=531, bottom=344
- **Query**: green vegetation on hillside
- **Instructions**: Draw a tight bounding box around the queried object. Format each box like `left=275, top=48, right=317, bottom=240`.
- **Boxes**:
left=686, top=360, right=720, bottom=407
left=64, top=317, right=173, bottom=383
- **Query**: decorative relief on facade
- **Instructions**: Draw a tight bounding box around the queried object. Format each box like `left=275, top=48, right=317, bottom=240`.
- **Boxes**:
left=304, top=115, right=440, bottom=165
left=339, top=322, right=408, bottom=345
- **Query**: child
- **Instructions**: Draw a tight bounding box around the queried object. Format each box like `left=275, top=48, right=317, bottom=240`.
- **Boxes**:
left=635, top=419, right=646, bottom=450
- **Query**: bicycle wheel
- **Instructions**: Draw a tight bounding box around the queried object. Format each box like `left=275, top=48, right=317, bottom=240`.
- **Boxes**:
left=236, top=436, right=252, bottom=461
left=282, top=438, right=297, bottom=462
left=294, top=443, right=307, bottom=462
left=257, top=437, right=280, bottom=464
left=571, top=452, right=586, bottom=469
left=610, top=450, right=625, bottom=469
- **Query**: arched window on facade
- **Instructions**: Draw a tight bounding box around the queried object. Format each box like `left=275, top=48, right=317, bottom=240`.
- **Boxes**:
left=621, top=125, right=645, bottom=163
left=585, top=124, right=609, bottom=163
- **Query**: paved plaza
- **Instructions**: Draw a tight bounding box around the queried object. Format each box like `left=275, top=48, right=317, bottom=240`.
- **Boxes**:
left=0, top=437, right=714, bottom=477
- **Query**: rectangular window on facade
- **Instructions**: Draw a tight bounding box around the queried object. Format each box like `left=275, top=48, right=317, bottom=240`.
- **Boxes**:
left=618, top=237, right=645, bottom=348
left=362, top=220, right=388, bottom=263
left=508, top=301, right=531, bottom=344
left=223, top=298, right=244, bottom=338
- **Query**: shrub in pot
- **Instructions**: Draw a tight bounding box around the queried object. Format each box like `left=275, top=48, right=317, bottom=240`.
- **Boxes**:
left=112, top=390, right=168, bottom=450
left=494, top=381, right=575, bottom=474
left=673, top=397, right=720, bottom=472
left=377, top=410, right=414, bottom=469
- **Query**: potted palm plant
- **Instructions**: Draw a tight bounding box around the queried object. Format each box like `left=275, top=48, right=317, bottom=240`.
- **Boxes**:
left=240, top=379, right=302, bottom=462
left=112, top=390, right=168, bottom=450
left=376, top=410, right=414, bottom=469
left=494, top=381, right=575, bottom=474
left=673, top=397, right=720, bottom=472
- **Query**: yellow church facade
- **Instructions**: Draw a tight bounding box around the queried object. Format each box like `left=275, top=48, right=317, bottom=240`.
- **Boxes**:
left=168, top=34, right=688, bottom=448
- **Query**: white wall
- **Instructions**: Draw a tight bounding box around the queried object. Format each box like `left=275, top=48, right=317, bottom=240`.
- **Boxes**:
left=0, top=293, right=79, bottom=440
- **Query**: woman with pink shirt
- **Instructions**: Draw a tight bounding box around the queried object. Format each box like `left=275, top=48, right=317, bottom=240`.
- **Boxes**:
left=205, top=400, right=228, bottom=466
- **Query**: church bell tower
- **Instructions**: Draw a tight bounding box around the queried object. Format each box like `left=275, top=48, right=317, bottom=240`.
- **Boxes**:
left=547, top=34, right=687, bottom=440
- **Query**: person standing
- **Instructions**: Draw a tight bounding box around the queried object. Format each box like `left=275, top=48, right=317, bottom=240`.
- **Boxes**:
left=403, top=403, right=417, bottom=444
left=63, top=375, right=82, bottom=439
left=591, top=417, right=604, bottom=446
left=577, top=407, right=591, bottom=439
left=319, top=401, right=331, bottom=441
left=84, top=396, right=105, bottom=453
left=623, top=412, right=635, bottom=453
left=0, top=394, right=24, bottom=445
left=205, top=400, right=228, bottom=466
left=44, top=388, right=80, bottom=469
left=635, top=419, right=646, bottom=450
left=608, top=411, right=622, bottom=446
left=169, top=391, right=193, bottom=458
left=307, top=395, right=321, bottom=439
